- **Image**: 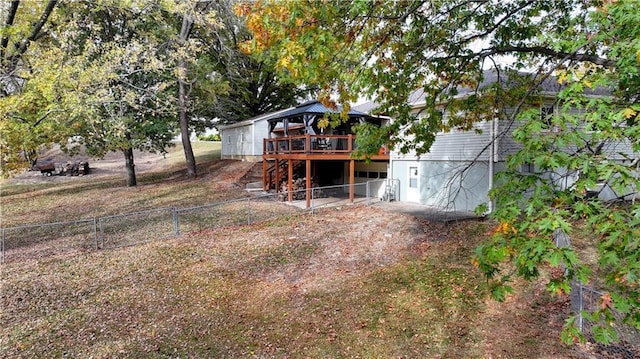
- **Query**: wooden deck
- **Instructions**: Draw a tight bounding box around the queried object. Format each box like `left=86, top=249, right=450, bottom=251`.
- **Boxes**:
left=263, top=134, right=390, bottom=161
left=262, top=134, right=390, bottom=208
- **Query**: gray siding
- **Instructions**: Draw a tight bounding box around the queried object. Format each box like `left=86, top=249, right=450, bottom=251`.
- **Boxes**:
left=497, top=119, right=522, bottom=160
left=601, top=139, right=635, bottom=160
left=498, top=121, right=637, bottom=161
left=392, top=120, right=494, bottom=161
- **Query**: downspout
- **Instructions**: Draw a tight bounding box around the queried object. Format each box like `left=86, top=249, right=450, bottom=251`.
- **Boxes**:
left=388, top=146, right=394, bottom=201
left=488, top=117, right=497, bottom=214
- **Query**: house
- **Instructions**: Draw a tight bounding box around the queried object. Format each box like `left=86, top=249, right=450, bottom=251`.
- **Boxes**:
left=224, top=71, right=634, bottom=212
left=259, top=100, right=390, bottom=207
left=366, top=71, right=634, bottom=213
left=222, top=100, right=390, bottom=207
left=381, top=91, right=500, bottom=213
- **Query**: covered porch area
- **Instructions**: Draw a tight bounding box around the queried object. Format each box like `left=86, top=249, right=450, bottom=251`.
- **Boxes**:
left=260, top=101, right=389, bottom=208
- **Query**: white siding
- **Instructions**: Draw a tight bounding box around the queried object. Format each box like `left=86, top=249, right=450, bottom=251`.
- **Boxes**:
left=220, top=108, right=291, bottom=161
left=220, top=121, right=267, bottom=161
left=220, top=118, right=269, bottom=162
left=340, top=161, right=389, bottom=197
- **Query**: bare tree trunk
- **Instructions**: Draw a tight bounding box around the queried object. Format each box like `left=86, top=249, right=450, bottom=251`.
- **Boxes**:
left=179, top=65, right=196, bottom=178
left=178, top=14, right=196, bottom=178
left=123, top=147, right=137, bottom=187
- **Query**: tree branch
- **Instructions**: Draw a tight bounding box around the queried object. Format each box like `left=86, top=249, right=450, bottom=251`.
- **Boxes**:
left=480, top=45, right=616, bottom=69
left=0, top=0, right=20, bottom=60
left=10, top=0, right=58, bottom=61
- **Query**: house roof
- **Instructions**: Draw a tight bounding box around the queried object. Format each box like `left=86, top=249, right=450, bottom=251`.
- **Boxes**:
left=218, top=108, right=291, bottom=130
left=262, top=100, right=371, bottom=123
left=352, top=100, right=380, bottom=114
left=220, top=100, right=373, bottom=131
left=408, top=70, right=612, bottom=107
left=355, top=69, right=613, bottom=114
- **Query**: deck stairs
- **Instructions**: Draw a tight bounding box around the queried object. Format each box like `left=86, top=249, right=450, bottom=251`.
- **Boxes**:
left=264, top=159, right=304, bottom=190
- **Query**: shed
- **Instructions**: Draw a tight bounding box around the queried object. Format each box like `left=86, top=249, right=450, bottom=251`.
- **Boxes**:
left=218, top=109, right=289, bottom=162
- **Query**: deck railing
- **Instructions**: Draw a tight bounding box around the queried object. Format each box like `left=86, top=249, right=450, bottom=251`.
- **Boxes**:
left=264, top=134, right=355, bottom=155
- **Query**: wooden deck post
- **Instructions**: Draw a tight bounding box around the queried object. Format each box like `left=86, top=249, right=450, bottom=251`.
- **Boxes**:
left=305, top=159, right=311, bottom=208
left=275, top=159, right=280, bottom=193
left=262, top=159, right=267, bottom=190
left=349, top=159, right=355, bottom=202
left=288, top=159, right=293, bottom=202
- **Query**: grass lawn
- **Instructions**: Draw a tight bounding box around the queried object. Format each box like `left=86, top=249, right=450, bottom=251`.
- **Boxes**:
left=0, top=150, right=584, bottom=358
left=0, top=141, right=246, bottom=227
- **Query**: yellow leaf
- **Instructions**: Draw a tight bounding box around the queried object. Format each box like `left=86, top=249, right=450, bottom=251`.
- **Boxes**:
left=277, top=56, right=290, bottom=69
left=622, top=107, right=637, bottom=119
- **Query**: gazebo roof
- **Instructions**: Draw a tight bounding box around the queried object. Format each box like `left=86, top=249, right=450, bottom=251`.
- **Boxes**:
left=263, top=100, right=371, bottom=123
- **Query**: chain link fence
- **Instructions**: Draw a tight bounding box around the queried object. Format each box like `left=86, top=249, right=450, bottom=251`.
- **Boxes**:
left=98, top=207, right=177, bottom=249
left=571, top=284, right=640, bottom=358
left=2, top=180, right=395, bottom=265
left=553, top=229, right=640, bottom=358
left=2, top=219, right=98, bottom=263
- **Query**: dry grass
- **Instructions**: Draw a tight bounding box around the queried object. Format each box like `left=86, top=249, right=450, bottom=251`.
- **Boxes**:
left=0, top=142, right=252, bottom=228
left=0, top=147, right=586, bottom=358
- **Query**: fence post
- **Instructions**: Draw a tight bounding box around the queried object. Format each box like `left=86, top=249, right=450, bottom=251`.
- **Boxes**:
left=246, top=198, right=251, bottom=225
left=93, top=217, right=99, bottom=250
left=1, top=228, right=5, bottom=264
left=311, top=185, right=315, bottom=215
left=366, top=181, right=371, bottom=205
left=99, top=217, right=105, bottom=249
left=173, top=208, right=180, bottom=236
left=578, top=282, right=584, bottom=333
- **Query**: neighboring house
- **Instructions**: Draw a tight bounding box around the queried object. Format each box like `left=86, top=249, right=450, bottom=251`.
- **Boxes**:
left=219, top=109, right=289, bottom=162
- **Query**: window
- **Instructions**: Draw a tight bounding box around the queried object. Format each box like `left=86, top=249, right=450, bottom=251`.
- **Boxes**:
left=541, top=105, right=555, bottom=128
left=379, top=172, right=388, bottom=179
left=409, top=166, right=418, bottom=188
left=521, top=163, right=535, bottom=173
left=227, top=135, right=231, bottom=144
left=368, top=172, right=379, bottom=179
left=357, top=171, right=367, bottom=178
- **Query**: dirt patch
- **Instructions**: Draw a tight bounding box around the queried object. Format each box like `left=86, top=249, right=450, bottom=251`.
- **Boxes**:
left=7, top=146, right=173, bottom=185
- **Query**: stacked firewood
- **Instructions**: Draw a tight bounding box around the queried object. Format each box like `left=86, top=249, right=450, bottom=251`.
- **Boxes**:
left=62, top=161, right=90, bottom=176
left=278, top=177, right=325, bottom=201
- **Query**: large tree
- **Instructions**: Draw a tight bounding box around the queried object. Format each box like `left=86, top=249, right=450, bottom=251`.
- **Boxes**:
left=237, top=0, right=640, bottom=343
left=0, top=0, right=223, bottom=183
left=56, top=0, right=183, bottom=186
left=203, top=0, right=309, bottom=126
left=0, top=0, right=185, bottom=185
left=0, top=0, right=60, bottom=173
